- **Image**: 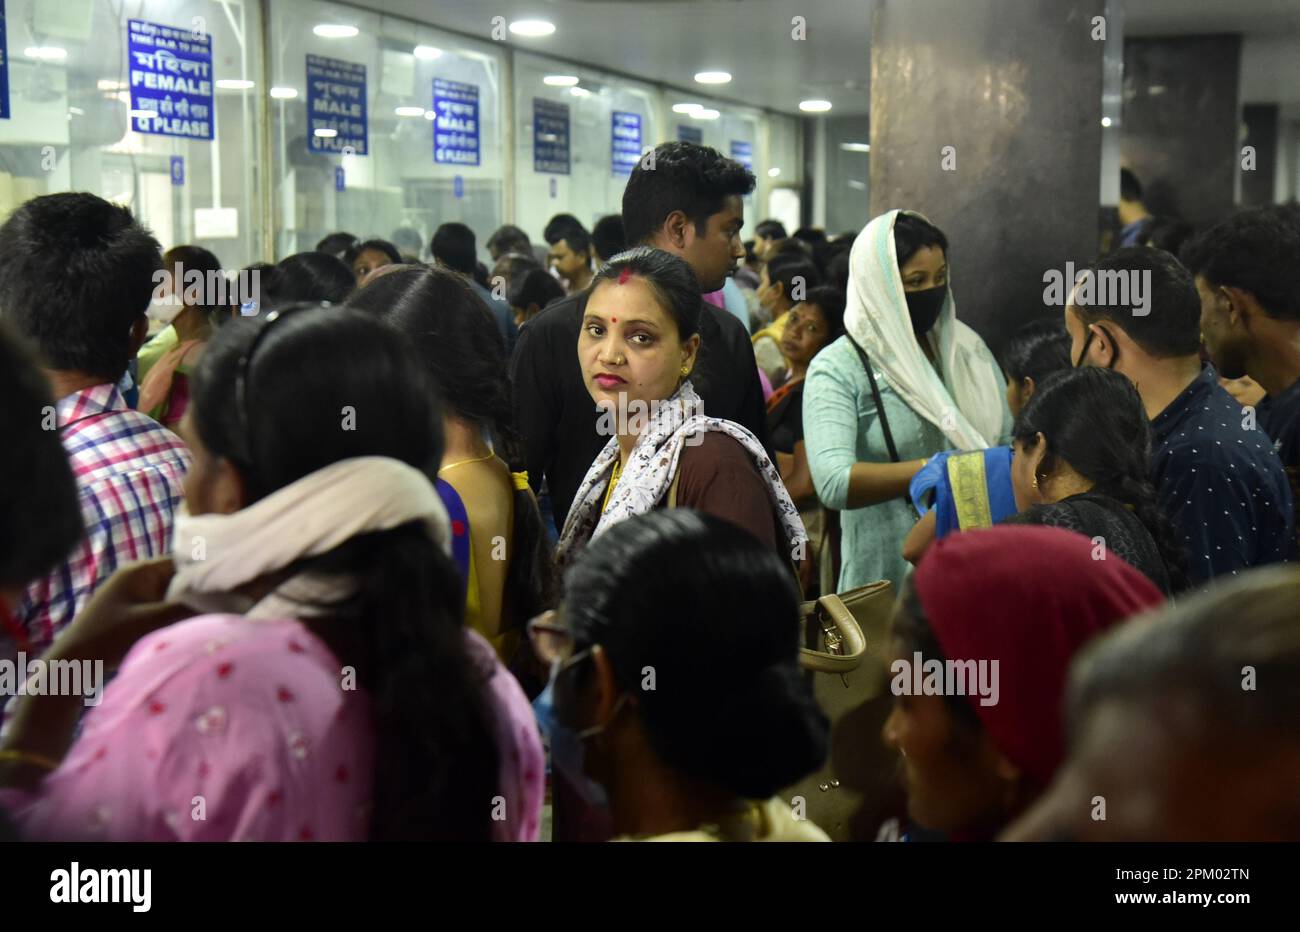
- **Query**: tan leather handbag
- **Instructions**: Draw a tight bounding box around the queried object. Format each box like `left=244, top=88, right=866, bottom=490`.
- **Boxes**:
left=784, top=580, right=908, bottom=841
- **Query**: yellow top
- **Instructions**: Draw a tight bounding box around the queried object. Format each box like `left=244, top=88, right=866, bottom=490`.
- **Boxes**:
left=602, top=458, right=624, bottom=514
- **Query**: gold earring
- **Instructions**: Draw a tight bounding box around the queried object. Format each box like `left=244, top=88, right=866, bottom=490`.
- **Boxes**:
left=680, top=366, right=690, bottom=376
left=1032, top=475, right=1040, bottom=489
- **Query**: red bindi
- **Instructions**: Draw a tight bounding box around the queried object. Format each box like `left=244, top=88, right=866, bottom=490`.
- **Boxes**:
left=611, top=316, right=618, bottom=323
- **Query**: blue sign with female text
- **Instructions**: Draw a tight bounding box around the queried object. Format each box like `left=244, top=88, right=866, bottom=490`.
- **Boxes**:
left=611, top=111, right=642, bottom=176
left=0, top=1, right=9, bottom=120
left=433, top=78, right=480, bottom=166
left=127, top=19, right=214, bottom=139
left=307, top=54, right=367, bottom=155
left=730, top=140, right=754, bottom=171
left=533, top=98, right=570, bottom=175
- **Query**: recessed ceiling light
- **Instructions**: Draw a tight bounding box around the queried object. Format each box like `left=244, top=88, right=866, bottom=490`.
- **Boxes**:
left=1101, top=116, right=1113, bottom=127
left=799, top=99, right=832, bottom=112
left=693, top=108, right=720, bottom=120
left=569, top=86, right=591, bottom=98
left=509, top=19, right=556, bottom=37
left=413, top=45, right=442, bottom=60
left=840, top=142, right=871, bottom=152
left=269, top=86, right=299, bottom=99
left=313, top=24, right=358, bottom=38
left=314, top=127, right=339, bottom=137
left=25, top=46, right=68, bottom=61
left=847, top=179, right=867, bottom=191
left=97, top=79, right=128, bottom=91
left=672, top=103, right=704, bottom=114
left=768, top=167, right=781, bottom=178
left=694, top=71, right=731, bottom=85
left=395, top=106, right=426, bottom=117
left=544, top=75, right=579, bottom=86
left=216, top=79, right=255, bottom=90
left=68, top=107, right=86, bottom=117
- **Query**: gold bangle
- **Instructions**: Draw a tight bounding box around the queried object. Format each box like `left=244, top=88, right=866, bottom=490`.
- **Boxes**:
left=0, top=749, right=60, bottom=771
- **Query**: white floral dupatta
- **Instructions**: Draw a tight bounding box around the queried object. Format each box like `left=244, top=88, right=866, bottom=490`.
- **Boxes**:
left=556, top=380, right=807, bottom=565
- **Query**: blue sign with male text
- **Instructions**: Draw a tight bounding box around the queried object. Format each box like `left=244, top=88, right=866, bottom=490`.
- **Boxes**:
left=611, top=111, right=642, bottom=176
left=533, top=98, right=570, bottom=175
left=127, top=19, right=214, bottom=139
left=0, top=1, right=10, bottom=121
left=307, top=54, right=367, bottom=155
left=433, top=78, right=480, bottom=166
left=730, top=140, right=753, bottom=171
left=677, top=125, right=703, bottom=144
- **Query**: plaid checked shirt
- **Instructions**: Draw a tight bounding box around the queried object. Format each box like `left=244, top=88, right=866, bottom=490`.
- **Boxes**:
left=11, top=382, right=190, bottom=658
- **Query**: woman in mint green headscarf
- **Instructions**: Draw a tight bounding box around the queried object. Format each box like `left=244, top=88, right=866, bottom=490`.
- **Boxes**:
left=804, top=210, right=1012, bottom=593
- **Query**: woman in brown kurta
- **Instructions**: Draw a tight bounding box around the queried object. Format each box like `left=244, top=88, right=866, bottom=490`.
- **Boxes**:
left=554, top=247, right=805, bottom=567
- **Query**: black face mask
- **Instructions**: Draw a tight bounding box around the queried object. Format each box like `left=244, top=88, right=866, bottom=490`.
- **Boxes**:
left=905, top=285, right=946, bottom=338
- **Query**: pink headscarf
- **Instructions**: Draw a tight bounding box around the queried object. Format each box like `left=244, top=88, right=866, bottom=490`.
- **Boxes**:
left=912, top=524, right=1164, bottom=789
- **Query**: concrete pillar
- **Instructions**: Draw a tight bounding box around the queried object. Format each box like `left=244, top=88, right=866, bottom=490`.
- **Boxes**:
left=869, top=0, right=1106, bottom=351
left=1241, top=103, right=1279, bottom=207
left=1121, top=35, right=1243, bottom=225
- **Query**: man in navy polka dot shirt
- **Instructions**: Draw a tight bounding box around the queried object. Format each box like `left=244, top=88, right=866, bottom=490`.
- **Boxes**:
left=1184, top=205, right=1300, bottom=560
left=1065, top=247, right=1293, bottom=585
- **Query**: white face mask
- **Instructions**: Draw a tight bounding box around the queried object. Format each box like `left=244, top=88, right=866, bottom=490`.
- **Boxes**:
left=146, top=293, right=185, bottom=324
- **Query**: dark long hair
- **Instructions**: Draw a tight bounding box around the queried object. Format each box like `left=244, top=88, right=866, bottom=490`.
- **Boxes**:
left=893, top=213, right=948, bottom=268
left=346, top=267, right=557, bottom=630
left=264, top=252, right=354, bottom=309
left=1012, top=367, right=1190, bottom=592
left=191, top=306, right=500, bottom=840
left=564, top=510, right=828, bottom=799
left=999, top=317, right=1072, bottom=386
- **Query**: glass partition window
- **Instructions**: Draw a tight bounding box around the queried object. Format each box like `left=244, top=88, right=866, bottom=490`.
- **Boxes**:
left=267, top=0, right=506, bottom=263
left=512, top=50, right=660, bottom=245
left=0, top=0, right=265, bottom=268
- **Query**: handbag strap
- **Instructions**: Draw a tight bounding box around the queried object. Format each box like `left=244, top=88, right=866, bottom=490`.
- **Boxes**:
left=846, top=333, right=901, bottom=465
left=845, top=334, right=916, bottom=511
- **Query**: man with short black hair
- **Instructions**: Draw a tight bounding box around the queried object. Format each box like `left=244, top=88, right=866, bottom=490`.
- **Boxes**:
left=486, top=224, right=532, bottom=262
left=1067, top=246, right=1292, bottom=583
left=1117, top=168, right=1154, bottom=247
left=511, top=141, right=769, bottom=531
left=0, top=193, right=190, bottom=660
left=546, top=225, right=594, bottom=295
left=591, top=214, right=627, bottom=264
left=431, top=221, right=516, bottom=351
left=1183, top=205, right=1300, bottom=553
left=753, top=219, right=787, bottom=262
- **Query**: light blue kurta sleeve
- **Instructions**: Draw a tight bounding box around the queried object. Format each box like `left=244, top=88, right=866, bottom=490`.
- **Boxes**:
left=804, top=340, right=874, bottom=511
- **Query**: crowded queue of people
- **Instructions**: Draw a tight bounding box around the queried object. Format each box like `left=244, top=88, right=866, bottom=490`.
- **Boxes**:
left=0, top=142, right=1298, bottom=842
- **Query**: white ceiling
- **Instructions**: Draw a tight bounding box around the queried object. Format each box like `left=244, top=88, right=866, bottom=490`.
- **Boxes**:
left=1126, top=0, right=1300, bottom=37
left=363, top=0, right=873, bottom=116
left=361, top=0, right=1300, bottom=118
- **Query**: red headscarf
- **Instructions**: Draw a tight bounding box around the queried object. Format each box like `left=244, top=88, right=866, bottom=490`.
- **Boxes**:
left=911, top=524, right=1164, bottom=789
